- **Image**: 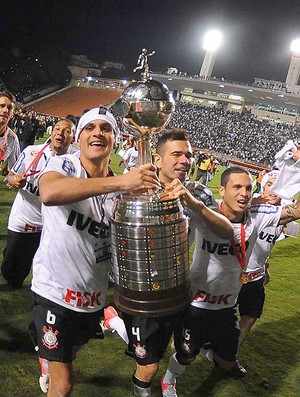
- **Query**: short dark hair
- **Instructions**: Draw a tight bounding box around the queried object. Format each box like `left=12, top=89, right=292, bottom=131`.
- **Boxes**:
left=65, top=114, right=78, bottom=126
left=156, top=128, right=190, bottom=155
left=0, top=90, right=16, bottom=106
left=221, top=167, right=251, bottom=187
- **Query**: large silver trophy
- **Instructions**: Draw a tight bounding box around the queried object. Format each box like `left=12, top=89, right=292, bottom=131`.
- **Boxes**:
left=111, top=50, right=191, bottom=317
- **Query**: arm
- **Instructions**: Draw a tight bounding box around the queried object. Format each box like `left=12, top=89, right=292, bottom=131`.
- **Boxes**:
left=292, top=146, right=300, bottom=162
left=160, top=179, right=234, bottom=240
left=279, top=197, right=300, bottom=225
left=39, top=163, right=160, bottom=206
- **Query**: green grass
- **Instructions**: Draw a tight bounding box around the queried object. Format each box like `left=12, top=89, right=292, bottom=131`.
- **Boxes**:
left=0, top=144, right=299, bottom=396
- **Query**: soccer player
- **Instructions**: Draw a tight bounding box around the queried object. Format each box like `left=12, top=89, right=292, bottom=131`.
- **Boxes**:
left=0, top=90, right=20, bottom=175
left=161, top=163, right=300, bottom=397
left=122, top=129, right=234, bottom=397
left=29, top=107, right=160, bottom=396
left=237, top=169, right=292, bottom=347
left=122, top=137, right=139, bottom=173
left=1, top=118, right=76, bottom=289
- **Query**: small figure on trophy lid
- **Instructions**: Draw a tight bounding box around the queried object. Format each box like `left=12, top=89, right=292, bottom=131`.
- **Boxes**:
left=133, top=48, right=155, bottom=81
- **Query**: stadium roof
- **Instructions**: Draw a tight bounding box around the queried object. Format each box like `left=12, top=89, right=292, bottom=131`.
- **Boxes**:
left=151, top=73, right=300, bottom=114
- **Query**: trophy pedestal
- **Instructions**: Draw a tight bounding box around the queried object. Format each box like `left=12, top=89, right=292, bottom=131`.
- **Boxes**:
left=114, top=282, right=191, bottom=317
left=111, top=195, right=191, bottom=317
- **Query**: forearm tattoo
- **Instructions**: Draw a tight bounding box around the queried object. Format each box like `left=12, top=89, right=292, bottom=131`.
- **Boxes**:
left=281, top=199, right=300, bottom=224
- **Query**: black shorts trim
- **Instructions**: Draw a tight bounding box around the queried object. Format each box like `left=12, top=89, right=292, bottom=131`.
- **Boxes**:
left=238, top=277, right=265, bottom=318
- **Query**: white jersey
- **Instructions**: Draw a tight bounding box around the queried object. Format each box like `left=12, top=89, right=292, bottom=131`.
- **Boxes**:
left=0, top=127, right=20, bottom=169
left=245, top=223, right=283, bottom=282
left=8, top=143, right=77, bottom=233
left=123, top=146, right=139, bottom=174
left=190, top=201, right=282, bottom=310
left=31, top=154, right=117, bottom=313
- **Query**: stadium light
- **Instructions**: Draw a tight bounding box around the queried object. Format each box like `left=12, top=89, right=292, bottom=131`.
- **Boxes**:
left=199, top=29, right=223, bottom=79
left=285, top=38, right=300, bottom=90
left=290, top=39, right=300, bottom=54
left=203, top=30, right=223, bottom=52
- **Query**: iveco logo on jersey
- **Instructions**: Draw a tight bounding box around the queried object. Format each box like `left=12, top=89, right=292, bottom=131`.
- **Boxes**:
left=258, top=231, right=276, bottom=244
left=25, top=180, right=40, bottom=196
left=65, top=288, right=102, bottom=307
left=201, top=238, right=249, bottom=255
left=66, top=210, right=109, bottom=238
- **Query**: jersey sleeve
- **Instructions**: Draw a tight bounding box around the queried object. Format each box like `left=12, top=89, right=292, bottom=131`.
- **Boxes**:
left=38, top=154, right=80, bottom=179
left=8, top=135, right=21, bottom=169
left=11, top=146, right=29, bottom=174
left=251, top=204, right=282, bottom=232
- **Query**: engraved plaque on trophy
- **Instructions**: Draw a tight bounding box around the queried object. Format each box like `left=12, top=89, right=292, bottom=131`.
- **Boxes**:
left=110, top=50, right=191, bottom=316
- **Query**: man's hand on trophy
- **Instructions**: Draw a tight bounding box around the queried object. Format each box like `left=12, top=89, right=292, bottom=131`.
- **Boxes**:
left=159, top=179, right=200, bottom=209
left=123, top=163, right=161, bottom=194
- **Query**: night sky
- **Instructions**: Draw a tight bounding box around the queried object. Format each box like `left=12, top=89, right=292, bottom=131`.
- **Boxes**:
left=2, top=0, right=300, bottom=83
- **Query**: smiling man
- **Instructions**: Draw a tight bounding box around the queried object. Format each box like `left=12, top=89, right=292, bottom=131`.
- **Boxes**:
left=0, top=90, right=20, bottom=175
left=237, top=170, right=285, bottom=349
left=29, top=107, right=160, bottom=396
left=1, top=118, right=76, bottom=289
left=161, top=164, right=300, bottom=396
left=122, top=129, right=234, bottom=397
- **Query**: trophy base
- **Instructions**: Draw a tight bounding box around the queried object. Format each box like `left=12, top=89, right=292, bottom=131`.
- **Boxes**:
left=114, top=281, right=191, bottom=317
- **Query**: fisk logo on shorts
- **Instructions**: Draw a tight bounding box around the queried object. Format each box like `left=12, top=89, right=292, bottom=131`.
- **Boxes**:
left=42, top=326, right=59, bottom=350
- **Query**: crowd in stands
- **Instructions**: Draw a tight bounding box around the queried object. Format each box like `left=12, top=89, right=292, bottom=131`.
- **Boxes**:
left=169, top=102, right=300, bottom=167
left=9, top=101, right=300, bottom=169
left=9, top=109, right=59, bottom=149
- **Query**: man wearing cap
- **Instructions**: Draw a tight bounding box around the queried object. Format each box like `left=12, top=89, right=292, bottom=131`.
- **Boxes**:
left=237, top=169, right=286, bottom=348
left=29, top=107, right=160, bottom=396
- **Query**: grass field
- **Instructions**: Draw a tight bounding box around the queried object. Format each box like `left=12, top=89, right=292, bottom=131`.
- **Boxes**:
left=0, top=147, right=299, bottom=396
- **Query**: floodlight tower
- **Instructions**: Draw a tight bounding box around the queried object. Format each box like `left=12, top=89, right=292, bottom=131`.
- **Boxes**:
left=286, top=39, right=300, bottom=90
left=199, top=30, right=223, bottom=79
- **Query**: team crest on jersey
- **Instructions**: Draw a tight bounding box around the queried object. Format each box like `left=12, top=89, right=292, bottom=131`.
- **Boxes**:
left=30, top=150, right=39, bottom=157
left=133, top=343, right=147, bottom=359
left=42, top=326, right=59, bottom=350
left=62, top=159, right=76, bottom=174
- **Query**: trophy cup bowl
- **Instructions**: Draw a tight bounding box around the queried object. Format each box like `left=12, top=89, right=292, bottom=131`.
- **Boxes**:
left=114, top=80, right=174, bottom=133
left=110, top=61, right=191, bottom=317
left=112, top=79, right=175, bottom=165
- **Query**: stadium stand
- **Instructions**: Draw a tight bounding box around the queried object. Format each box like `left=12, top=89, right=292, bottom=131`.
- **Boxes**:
left=18, top=85, right=299, bottom=169
left=169, top=102, right=300, bottom=168
left=25, top=87, right=122, bottom=118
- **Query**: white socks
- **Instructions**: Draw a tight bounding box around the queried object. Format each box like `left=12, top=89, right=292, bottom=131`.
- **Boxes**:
left=109, top=316, right=129, bottom=344
left=162, top=353, right=186, bottom=384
